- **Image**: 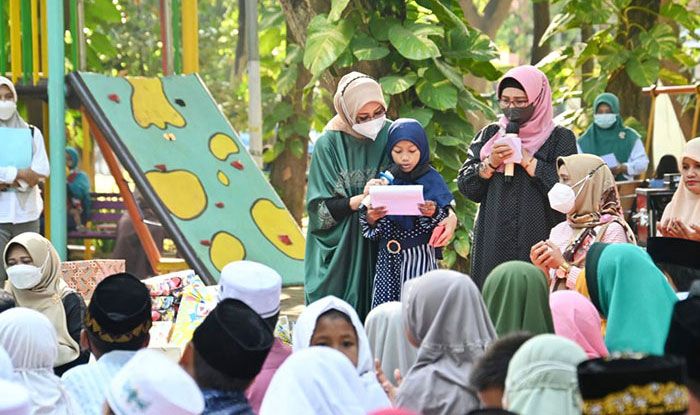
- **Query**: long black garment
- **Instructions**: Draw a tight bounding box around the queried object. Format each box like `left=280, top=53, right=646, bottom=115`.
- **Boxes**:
left=457, top=124, right=577, bottom=288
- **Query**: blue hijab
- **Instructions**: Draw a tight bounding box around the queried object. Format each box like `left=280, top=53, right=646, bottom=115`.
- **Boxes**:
left=386, top=119, right=453, bottom=229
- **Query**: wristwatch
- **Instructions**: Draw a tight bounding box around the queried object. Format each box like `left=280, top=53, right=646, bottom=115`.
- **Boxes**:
left=555, top=261, right=571, bottom=279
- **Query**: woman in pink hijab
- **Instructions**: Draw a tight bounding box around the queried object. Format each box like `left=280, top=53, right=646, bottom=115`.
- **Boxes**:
left=549, top=290, right=608, bottom=358
left=457, top=66, right=577, bottom=287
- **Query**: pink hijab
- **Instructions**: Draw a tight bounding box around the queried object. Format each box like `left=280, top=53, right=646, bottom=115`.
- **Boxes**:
left=549, top=291, right=608, bottom=359
left=480, top=65, right=556, bottom=163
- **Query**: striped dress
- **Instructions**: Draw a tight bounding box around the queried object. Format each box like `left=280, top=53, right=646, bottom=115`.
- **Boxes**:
left=360, top=208, right=448, bottom=309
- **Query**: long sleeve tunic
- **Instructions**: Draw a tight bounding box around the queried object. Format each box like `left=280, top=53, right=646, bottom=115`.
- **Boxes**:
left=457, top=124, right=577, bottom=287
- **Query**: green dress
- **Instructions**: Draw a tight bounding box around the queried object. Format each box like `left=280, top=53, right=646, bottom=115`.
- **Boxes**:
left=305, top=124, right=390, bottom=319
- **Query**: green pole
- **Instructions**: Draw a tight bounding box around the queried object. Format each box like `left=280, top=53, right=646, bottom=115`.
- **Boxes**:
left=48, top=0, right=66, bottom=258
left=69, top=0, right=78, bottom=69
left=20, top=0, right=32, bottom=84
left=172, top=0, right=182, bottom=74
left=0, top=3, right=6, bottom=76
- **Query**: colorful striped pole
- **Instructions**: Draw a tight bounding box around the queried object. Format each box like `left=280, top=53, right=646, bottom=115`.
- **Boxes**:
left=172, top=0, right=182, bottom=73
left=40, top=0, right=48, bottom=77
left=48, top=0, right=67, bottom=258
left=30, top=0, right=39, bottom=84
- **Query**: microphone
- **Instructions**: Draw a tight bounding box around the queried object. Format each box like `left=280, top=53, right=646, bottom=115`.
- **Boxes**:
left=504, top=121, right=519, bottom=183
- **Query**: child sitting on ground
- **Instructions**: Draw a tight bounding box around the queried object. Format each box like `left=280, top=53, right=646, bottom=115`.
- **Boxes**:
left=360, top=118, right=454, bottom=309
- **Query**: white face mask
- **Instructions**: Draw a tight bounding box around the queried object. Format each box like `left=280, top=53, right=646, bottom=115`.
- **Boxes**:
left=352, top=116, right=386, bottom=141
left=7, top=264, right=43, bottom=290
left=548, top=176, right=589, bottom=214
left=0, top=101, right=16, bottom=121
left=594, top=113, right=617, bottom=129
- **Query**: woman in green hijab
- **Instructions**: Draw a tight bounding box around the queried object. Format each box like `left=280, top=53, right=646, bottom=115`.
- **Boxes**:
left=578, top=92, right=649, bottom=181
left=305, top=72, right=458, bottom=319
left=482, top=261, right=554, bottom=336
left=585, top=243, right=677, bottom=355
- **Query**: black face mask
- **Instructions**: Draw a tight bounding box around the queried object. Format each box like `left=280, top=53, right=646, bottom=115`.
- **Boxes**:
left=503, top=104, right=535, bottom=124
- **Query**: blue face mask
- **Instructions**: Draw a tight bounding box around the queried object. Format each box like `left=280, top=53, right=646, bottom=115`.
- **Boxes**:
left=594, top=113, right=617, bottom=129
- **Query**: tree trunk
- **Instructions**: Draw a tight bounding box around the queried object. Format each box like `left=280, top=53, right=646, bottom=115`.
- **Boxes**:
left=531, top=0, right=551, bottom=65
left=580, top=24, right=594, bottom=109
left=458, top=0, right=514, bottom=39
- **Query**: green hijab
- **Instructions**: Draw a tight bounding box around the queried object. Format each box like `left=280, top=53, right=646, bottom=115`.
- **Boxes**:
left=578, top=93, right=640, bottom=167
left=585, top=243, right=677, bottom=355
left=482, top=261, right=554, bottom=336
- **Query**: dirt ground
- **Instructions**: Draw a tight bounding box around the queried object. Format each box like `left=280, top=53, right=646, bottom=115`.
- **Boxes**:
left=280, top=285, right=305, bottom=322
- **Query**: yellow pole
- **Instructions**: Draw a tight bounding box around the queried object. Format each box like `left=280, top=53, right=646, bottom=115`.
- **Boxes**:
left=80, top=108, right=94, bottom=189
left=181, top=0, right=199, bottom=73
left=31, top=0, right=39, bottom=85
left=40, top=0, right=47, bottom=77
left=10, top=0, right=23, bottom=82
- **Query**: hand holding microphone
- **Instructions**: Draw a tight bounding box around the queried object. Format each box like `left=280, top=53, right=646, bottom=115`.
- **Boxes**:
left=503, top=122, right=520, bottom=182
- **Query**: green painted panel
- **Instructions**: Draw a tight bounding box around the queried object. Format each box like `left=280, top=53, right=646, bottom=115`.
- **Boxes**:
left=77, top=72, right=304, bottom=285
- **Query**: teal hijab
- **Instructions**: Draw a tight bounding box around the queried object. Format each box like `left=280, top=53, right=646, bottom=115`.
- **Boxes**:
left=585, top=243, right=677, bottom=355
left=482, top=261, right=554, bottom=336
left=578, top=93, right=640, bottom=166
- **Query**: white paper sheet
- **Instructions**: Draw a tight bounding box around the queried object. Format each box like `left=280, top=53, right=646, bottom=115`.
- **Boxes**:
left=601, top=153, right=619, bottom=168
left=494, top=135, right=523, bottom=163
left=369, top=185, right=425, bottom=216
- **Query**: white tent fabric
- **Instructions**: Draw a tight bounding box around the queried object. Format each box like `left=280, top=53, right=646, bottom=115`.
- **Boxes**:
left=652, top=92, right=687, bottom=168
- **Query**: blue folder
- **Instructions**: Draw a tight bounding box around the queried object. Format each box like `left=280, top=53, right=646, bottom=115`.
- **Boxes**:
left=0, top=127, right=32, bottom=169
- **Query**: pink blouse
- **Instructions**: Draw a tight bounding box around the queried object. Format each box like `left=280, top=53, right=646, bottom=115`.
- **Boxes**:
left=547, top=219, right=630, bottom=289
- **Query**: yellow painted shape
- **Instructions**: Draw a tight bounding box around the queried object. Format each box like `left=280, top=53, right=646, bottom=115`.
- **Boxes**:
left=127, top=77, right=186, bottom=129
left=216, top=170, right=230, bottom=186
left=146, top=170, right=207, bottom=220
left=209, top=133, right=239, bottom=160
left=210, top=232, right=246, bottom=271
left=251, top=199, right=305, bottom=260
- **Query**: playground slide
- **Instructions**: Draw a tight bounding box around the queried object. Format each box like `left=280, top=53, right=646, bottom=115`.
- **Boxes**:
left=68, top=72, right=304, bottom=285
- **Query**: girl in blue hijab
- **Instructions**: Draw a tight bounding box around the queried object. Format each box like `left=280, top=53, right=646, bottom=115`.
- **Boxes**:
left=360, top=118, right=454, bottom=309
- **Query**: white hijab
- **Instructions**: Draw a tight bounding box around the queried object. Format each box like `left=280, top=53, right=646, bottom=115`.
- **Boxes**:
left=0, top=345, right=13, bottom=380
left=0, top=76, right=28, bottom=128
left=292, top=295, right=390, bottom=411
left=260, top=346, right=378, bottom=415
left=365, top=301, right=417, bottom=385
left=0, top=308, right=81, bottom=415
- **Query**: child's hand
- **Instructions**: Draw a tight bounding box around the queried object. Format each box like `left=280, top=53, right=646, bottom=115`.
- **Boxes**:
left=367, top=205, right=388, bottom=226
left=418, top=201, right=436, bottom=217
left=363, top=178, right=388, bottom=195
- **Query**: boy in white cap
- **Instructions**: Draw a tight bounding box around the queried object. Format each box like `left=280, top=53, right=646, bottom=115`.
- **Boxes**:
left=217, top=261, right=292, bottom=413
left=104, top=349, right=204, bottom=415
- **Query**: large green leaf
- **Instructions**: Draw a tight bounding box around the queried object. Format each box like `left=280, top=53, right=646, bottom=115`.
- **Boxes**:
left=640, top=24, right=679, bottom=60
left=303, top=15, right=356, bottom=76
left=433, top=59, right=465, bottom=91
left=379, top=72, right=418, bottom=95
left=388, top=22, right=441, bottom=61
left=436, top=135, right=463, bottom=147
left=369, top=15, right=400, bottom=42
left=328, top=0, right=351, bottom=22
left=443, top=28, right=498, bottom=62
left=625, top=55, right=659, bottom=87
left=86, top=0, right=121, bottom=24
left=277, top=64, right=299, bottom=95
left=415, top=67, right=457, bottom=110
left=399, top=105, right=434, bottom=127
left=289, top=139, right=305, bottom=158
left=435, top=144, right=463, bottom=170
left=87, top=32, right=117, bottom=58
left=351, top=34, right=390, bottom=61
left=453, top=236, right=470, bottom=259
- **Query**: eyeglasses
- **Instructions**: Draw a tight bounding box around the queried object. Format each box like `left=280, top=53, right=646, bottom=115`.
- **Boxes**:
left=498, top=99, right=529, bottom=108
left=356, top=108, right=386, bottom=123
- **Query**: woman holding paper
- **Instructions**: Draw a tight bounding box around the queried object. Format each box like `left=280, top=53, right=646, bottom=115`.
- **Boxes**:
left=457, top=66, right=577, bottom=288
left=0, top=77, right=50, bottom=285
left=305, top=72, right=457, bottom=319
left=578, top=92, right=648, bottom=181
